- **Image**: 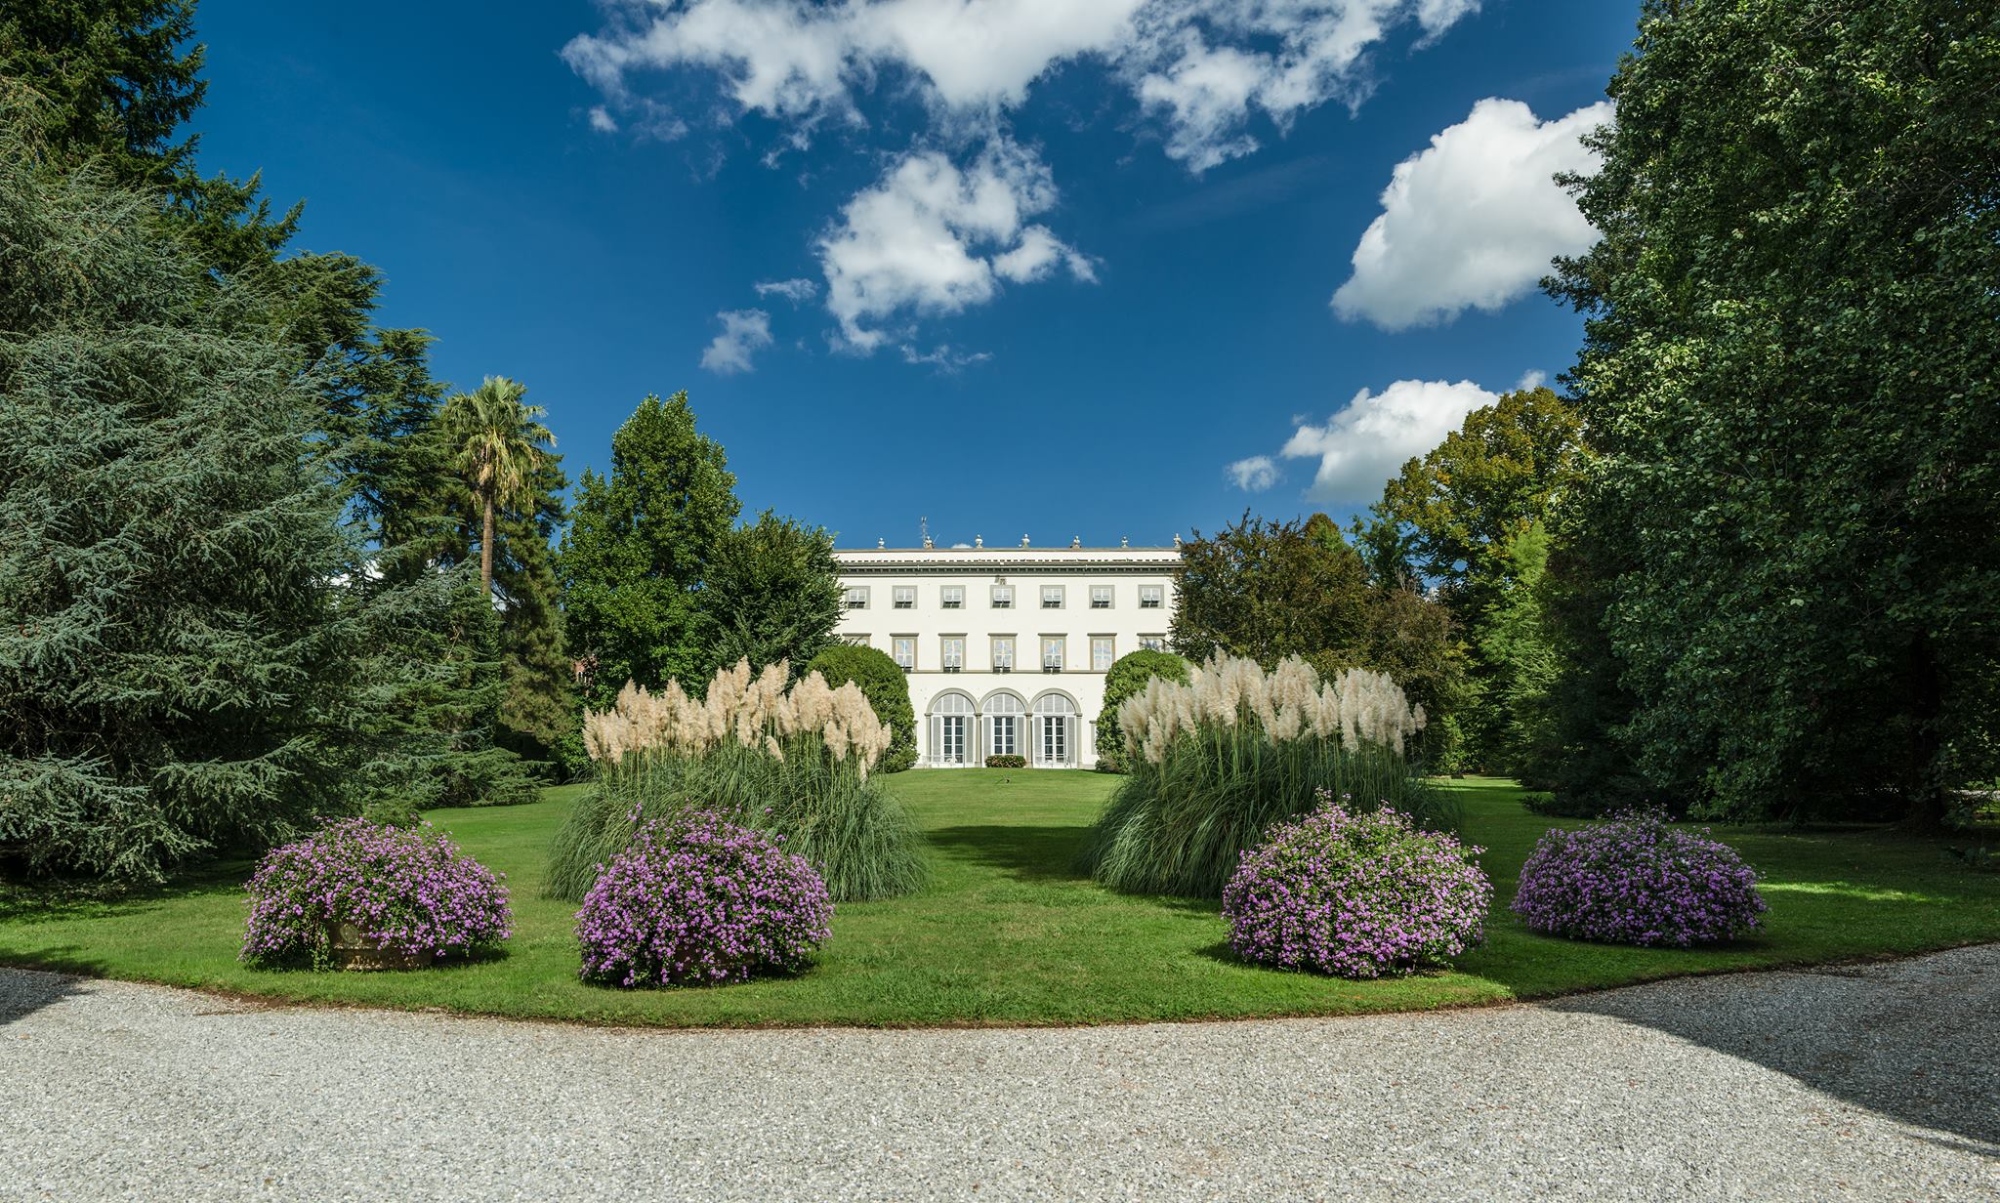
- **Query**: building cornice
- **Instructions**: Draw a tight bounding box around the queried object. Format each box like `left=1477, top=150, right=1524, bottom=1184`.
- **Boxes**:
left=834, top=547, right=1182, bottom=575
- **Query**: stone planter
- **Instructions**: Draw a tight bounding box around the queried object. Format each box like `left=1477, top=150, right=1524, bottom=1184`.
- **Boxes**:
left=326, top=921, right=437, bottom=971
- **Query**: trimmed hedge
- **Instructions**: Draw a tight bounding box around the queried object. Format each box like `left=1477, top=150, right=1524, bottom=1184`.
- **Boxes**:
left=1093, top=650, right=1191, bottom=772
left=986, top=754, right=1026, bottom=769
left=805, top=645, right=917, bottom=773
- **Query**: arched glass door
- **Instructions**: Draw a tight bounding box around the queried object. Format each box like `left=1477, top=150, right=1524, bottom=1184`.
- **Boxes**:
left=929, top=692, right=974, bottom=766
left=1031, top=694, right=1077, bottom=768
left=983, top=692, right=1025, bottom=761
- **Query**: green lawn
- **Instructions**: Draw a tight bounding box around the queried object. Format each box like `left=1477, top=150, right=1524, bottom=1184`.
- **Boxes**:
left=3, top=772, right=1997, bottom=1027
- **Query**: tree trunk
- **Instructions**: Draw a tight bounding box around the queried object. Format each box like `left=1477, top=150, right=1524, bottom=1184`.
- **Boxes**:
left=1900, top=633, right=1948, bottom=830
left=480, top=495, right=496, bottom=599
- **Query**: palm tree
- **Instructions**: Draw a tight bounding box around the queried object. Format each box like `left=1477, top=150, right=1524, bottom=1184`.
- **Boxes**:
left=437, top=376, right=555, bottom=598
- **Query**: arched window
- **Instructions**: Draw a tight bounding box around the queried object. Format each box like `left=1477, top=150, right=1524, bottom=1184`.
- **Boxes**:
left=1031, top=693, right=1079, bottom=768
left=928, top=691, right=975, bottom=767
left=982, top=691, right=1026, bottom=761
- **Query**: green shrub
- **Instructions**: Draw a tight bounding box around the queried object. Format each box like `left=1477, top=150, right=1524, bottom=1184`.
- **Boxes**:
left=807, top=645, right=917, bottom=773
left=1093, top=650, right=1191, bottom=772
left=986, top=754, right=1026, bottom=769
left=1080, top=655, right=1453, bottom=898
left=545, top=662, right=928, bottom=903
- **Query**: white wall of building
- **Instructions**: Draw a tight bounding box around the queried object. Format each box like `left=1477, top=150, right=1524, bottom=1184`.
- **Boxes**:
left=833, top=543, right=1181, bottom=768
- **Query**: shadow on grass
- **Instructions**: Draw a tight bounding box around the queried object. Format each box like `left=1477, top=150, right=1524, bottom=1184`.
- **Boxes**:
left=924, top=825, right=1094, bottom=882
left=0, top=860, right=250, bottom=925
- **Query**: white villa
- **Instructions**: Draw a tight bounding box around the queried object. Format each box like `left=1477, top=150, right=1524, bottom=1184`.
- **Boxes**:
left=833, top=539, right=1182, bottom=769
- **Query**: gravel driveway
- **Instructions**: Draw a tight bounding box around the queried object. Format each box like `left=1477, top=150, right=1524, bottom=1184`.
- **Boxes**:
left=3, top=946, right=1996, bottom=1202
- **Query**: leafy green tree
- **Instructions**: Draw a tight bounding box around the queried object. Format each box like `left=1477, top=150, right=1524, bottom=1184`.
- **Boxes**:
left=437, top=376, right=555, bottom=599
left=1094, top=650, right=1191, bottom=771
left=1170, top=513, right=1466, bottom=762
left=0, top=111, right=444, bottom=879
left=1546, top=0, right=2000, bottom=824
left=560, top=392, right=740, bottom=704
left=701, top=511, right=843, bottom=675
left=805, top=646, right=918, bottom=774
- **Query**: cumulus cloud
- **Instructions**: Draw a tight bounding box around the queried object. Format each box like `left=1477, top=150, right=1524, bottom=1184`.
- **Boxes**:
left=1331, top=98, right=1611, bottom=331
left=1227, top=455, right=1279, bottom=492
left=566, top=0, right=1482, bottom=175
left=587, top=105, right=618, bottom=133
left=755, top=277, right=820, bottom=303
left=1515, top=369, right=1546, bottom=392
left=818, top=139, right=1093, bottom=351
left=700, top=308, right=774, bottom=373
left=1279, top=378, right=1497, bottom=500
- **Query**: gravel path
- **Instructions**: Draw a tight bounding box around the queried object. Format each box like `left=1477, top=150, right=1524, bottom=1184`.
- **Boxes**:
left=3, top=946, right=1996, bottom=1202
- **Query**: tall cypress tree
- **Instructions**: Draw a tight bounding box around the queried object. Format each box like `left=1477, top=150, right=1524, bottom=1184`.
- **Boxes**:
left=560, top=392, right=740, bottom=705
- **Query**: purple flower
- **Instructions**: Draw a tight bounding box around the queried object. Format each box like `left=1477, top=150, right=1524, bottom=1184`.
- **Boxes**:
left=241, top=818, right=511, bottom=968
left=1221, top=789, right=1492, bottom=979
left=575, top=812, right=833, bottom=988
left=1511, top=811, right=1767, bottom=947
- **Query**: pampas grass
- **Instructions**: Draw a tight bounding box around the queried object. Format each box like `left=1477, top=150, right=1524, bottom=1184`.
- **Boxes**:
left=1078, top=654, right=1452, bottom=898
left=546, top=661, right=928, bottom=903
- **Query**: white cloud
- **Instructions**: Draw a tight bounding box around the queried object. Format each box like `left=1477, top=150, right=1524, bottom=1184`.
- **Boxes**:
left=1514, top=369, right=1546, bottom=392
left=587, top=105, right=618, bottom=133
left=900, top=343, right=993, bottom=371
left=817, top=139, right=1092, bottom=351
left=755, top=277, right=820, bottom=303
left=566, top=0, right=1482, bottom=175
left=1227, top=455, right=1278, bottom=491
left=700, top=308, right=774, bottom=373
left=1332, top=98, right=1611, bottom=331
left=1279, top=378, right=1497, bottom=500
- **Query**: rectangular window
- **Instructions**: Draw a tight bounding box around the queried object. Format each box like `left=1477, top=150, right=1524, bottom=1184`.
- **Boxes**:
left=991, top=584, right=1013, bottom=609
left=892, top=586, right=916, bottom=609
left=1090, top=585, right=1113, bottom=609
left=990, top=715, right=1016, bottom=757
left=991, top=637, right=1015, bottom=671
left=940, top=585, right=964, bottom=609
left=1139, top=584, right=1164, bottom=609
left=941, top=637, right=965, bottom=671
left=842, top=633, right=871, bottom=648
left=1041, top=585, right=1064, bottom=609
left=1091, top=637, right=1115, bottom=671
left=843, top=586, right=869, bottom=610
left=1042, top=636, right=1065, bottom=672
left=892, top=636, right=916, bottom=671
left=1138, top=635, right=1166, bottom=652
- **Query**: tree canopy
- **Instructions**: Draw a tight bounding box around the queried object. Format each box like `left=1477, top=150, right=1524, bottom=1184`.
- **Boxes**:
left=1544, top=0, right=2000, bottom=823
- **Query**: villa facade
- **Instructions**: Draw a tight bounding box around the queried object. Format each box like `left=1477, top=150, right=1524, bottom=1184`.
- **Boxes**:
left=833, top=540, right=1182, bottom=768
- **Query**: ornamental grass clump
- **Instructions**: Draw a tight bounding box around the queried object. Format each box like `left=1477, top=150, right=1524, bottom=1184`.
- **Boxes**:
left=241, top=819, right=511, bottom=969
left=1511, top=812, right=1767, bottom=947
left=575, top=812, right=833, bottom=988
left=1222, top=792, right=1492, bottom=979
left=546, top=659, right=927, bottom=903
left=1080, top=653, right=1450, bottom=898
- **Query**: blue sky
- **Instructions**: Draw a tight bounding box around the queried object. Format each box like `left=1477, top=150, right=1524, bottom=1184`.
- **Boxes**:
left=192, top=0, right=1638, bottom=549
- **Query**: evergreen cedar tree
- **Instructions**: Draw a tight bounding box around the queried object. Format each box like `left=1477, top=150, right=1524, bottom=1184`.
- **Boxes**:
left=0, top=107, right=524, bottom=880
left=1543, top=0, right=1999, bottom=825
left=1169, top=514, right=1466, bottom=768
left=0, top=3, right=566, bottom=880
left=805, top=648, right=919, bottom=774
left=1094, top=651, right=1192, bottom=771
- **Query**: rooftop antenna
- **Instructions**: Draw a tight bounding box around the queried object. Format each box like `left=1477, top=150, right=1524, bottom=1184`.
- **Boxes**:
left=920, top=515, right=933, bottom=549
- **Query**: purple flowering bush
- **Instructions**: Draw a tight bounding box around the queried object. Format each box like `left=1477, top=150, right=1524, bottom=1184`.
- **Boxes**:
left=241, top=819, right=512, bottom=968
left=576, top=812, right=834, bottom=988
left=1511, top=812, right=1767, bottom=947
left=1221, top=792, right=1492, bottom=979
